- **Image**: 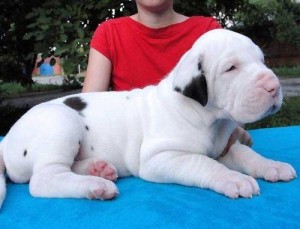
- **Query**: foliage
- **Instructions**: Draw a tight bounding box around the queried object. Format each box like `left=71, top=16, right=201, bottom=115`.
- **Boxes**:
left=1, top=0, right=300, bottom=87
left=22, top=0, right=136, bottom=77
left=174, top=0, right=248, bottom=27
left=15, top=0, right=258, bottom=81
left=0, top=82, right=8, bottom=103
left=0, top=0, right=134, bottom=85
left=60, top=58, right=78, bottom=75
left=0, top=0, right=44, bottom=84
left=233, top=0, right=300, bottom=49
left=62, top=75, right=83, bottom=91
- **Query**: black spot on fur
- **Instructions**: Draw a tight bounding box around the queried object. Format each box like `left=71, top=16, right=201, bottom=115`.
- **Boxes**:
left=182, top=74, right=208, bottom=106
left=24, top=150, right=27, bottom=157
left=91, top=146, right=94, bottom=151
left=198, top=63, right=202, bottom=71
left=85, top=125, right=89, bottom=131
left=63, top=96, right=87, bottom=112
left=174, top=87, right=182, bottom=93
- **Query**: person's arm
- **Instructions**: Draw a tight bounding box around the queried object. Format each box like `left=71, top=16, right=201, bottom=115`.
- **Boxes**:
left=82, top=48, right=112, bottom=92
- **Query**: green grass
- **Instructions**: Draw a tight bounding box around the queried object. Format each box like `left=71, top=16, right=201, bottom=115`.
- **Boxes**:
left=0, top=82, right=61, bottom=98
left=272, top=66, right=300, bottom=78
left=246, top=96, right=300, bottom=130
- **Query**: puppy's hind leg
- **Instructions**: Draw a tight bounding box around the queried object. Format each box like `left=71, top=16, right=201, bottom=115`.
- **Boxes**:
left=72, top=158, right=118, bottom=181
left=27, top=104, right=118, bottom=200
left=30, top=165, right=118, bottom=200
left=30, top=136, right=119, bottom=200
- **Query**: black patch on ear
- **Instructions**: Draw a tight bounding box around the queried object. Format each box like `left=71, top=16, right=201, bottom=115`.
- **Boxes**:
left=182, top=73, right=208, bottom=106
left=63, top=96, right=87, bottom=112
left=24, top=150, right=27, bottom=157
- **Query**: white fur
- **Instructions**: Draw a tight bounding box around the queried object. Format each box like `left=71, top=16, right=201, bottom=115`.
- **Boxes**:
left=0, top=29, right=296, bottom=207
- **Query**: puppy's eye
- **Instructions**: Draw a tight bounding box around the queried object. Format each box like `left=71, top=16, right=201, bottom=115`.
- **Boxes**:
left=225, top=65, right=236, bottom=72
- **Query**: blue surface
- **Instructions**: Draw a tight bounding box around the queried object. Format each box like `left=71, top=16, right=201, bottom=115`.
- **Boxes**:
left=0, top=126, right=299, bottom=228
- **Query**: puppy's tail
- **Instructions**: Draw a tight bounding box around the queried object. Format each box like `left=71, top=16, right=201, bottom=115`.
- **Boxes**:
left=0, top=139, right=6, bottom=209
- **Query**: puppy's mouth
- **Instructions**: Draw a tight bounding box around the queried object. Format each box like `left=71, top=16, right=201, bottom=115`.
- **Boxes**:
left=269, top=104, right=279, bottom=114
left=263, top=88, right=282, bottom=117
left=261, top=103, right=280, bottom=119
left=225, top=96, right=281, bottom=124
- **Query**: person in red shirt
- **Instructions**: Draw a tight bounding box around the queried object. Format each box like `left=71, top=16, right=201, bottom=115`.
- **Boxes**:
left=83, top=0, right=222, bottom=92
left=80, top=0, right=252, bottom=177
left=86, top=13, right=220, bottom=91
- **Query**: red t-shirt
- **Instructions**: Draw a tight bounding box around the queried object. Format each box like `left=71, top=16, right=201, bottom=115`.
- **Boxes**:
left=90, top=16, right=221, bottom=91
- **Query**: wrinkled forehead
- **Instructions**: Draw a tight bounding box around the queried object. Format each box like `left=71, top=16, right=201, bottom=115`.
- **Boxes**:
left=194, top=29, right=264, bottom=63
left=220, top=43, right=264, bottom=63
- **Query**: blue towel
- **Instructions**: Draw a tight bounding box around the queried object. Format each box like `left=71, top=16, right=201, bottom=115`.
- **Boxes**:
left=0, top=126, right=299, bottom=228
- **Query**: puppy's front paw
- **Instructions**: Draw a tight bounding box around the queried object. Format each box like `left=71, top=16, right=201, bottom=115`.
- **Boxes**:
left=87, top=178, right=119, bottom=200
left=261, top=161, right=297, bottom=182
left=215, top=171, right=260, bottom=199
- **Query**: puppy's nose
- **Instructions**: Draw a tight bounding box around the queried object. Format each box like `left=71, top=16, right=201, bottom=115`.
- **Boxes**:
left=256, top=72, right=281, bottom=97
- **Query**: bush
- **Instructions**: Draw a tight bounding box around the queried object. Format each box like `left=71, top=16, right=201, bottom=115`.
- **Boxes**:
left=0, top=82, right=61, bottom=98
left=62, top=75, right=83, bottom=91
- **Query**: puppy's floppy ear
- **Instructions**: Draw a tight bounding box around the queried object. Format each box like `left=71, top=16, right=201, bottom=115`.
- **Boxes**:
left=174, top=62, right=208, bottom=107
left=182, top=63, right=208, bottom=106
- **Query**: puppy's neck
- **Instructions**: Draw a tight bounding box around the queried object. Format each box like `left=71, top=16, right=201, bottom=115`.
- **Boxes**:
left=156, top=79, right=222, bottom=128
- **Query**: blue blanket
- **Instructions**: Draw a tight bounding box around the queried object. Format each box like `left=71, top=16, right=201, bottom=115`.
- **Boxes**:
left=0, top=126, right=299, bottom=228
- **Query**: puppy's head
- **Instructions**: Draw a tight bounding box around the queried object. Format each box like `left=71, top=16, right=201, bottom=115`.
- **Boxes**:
left=173, top=29, right=282, bottom=124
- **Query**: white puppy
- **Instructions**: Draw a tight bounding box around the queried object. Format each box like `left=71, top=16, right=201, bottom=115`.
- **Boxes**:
left=0, top=29, right=296, bottom=207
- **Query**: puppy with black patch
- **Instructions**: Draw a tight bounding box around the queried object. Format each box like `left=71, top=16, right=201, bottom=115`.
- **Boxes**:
left=0, top=29, right=296, bottom=207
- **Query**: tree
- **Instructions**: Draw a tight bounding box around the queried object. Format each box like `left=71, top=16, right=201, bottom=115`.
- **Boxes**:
left=22, top=0, right=249, bottom=77
left=233, top=0, right=300, bottom=49
left=0, top=0, right=135, bottom=83
left=174, top=0, right=248, bottom=27
left=23, top=0, right=136, bottom=76
left=1, top=0, right=299, bottom=84
left=0, top=0, right=47, bottom=84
